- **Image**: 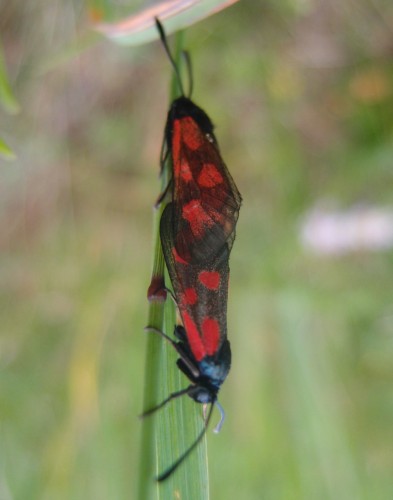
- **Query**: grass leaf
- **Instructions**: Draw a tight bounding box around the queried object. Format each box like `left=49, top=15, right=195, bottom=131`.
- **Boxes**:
left=138, top=28, right=209, bottom=500
left=91, top=0, right=240, bottom=46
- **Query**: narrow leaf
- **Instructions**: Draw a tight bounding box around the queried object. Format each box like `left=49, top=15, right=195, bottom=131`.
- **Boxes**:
left=138, top=28, right=209, bottom=499
left=91, top=0, right=239, bottom=46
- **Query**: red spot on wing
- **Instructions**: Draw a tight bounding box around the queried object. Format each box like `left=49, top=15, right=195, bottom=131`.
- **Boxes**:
left=198, top=271, right=221, bottom=290
left=201, top=318, right=220, bottom=356
left=198, top=164, right=224, bottom=188
left=183, top=312, right=205, bottom=361
left=183, top=288, right=198, bottom=305
left=182, top=199, right=214, bottom=238
left=179, top=159, right=193, bottom=182
left=180, top=117, right=202, bottom=150
left=172, top=120, right=182, bottom=160
left=172, top=247, right=188, bottom=265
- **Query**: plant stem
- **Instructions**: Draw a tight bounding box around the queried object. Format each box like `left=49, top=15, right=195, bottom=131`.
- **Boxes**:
left=137, top=28, right=209, bottom=500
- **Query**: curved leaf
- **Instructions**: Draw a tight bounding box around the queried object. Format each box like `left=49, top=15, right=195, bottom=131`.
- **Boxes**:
left=90, top=0, right=240, bottom=46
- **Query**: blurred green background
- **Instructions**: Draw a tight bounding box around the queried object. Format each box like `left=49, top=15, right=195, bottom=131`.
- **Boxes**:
left=1, top=1, right=393, bottom=499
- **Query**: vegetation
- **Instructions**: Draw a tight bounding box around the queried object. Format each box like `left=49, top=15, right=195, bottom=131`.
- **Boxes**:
left=1, top=1, right=392, bottom=499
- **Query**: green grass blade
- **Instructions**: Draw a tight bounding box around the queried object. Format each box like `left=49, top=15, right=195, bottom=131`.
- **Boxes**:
left=138, top=28, right=209, bottom=500
left=276, top=290, right=362, bottom=499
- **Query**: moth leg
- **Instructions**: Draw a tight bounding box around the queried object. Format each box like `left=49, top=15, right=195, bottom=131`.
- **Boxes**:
left=174, top=325, right=187, bottom=342
left=140, top=385, right=192, bottom=417
left=164, top=286, right=176, bottom=303
left=155, top=134, right=173, bottom=206
left=144, top=325, right=177, bottom=349
left=159, top=135, right=169, bottom=174
left=144, top=326, right=199, bottom=379
left=155, top=177, right=173, bottom=208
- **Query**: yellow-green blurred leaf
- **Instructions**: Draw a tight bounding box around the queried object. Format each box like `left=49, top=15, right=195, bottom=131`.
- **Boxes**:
left=0, top=41, right=20, bottom=115
left=0, top=136, right=16, bottom=160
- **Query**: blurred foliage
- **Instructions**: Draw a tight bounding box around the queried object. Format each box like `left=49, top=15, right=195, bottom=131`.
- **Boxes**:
left=1, top=1, right=393, bottom=499
left=89, top=0, right=241, bottom=46
left=0, top=39, right=19, bottom=159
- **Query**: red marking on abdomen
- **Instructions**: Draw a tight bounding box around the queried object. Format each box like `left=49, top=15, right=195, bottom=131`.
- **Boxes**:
left=182, top=199, right=213, bottom=238
left=172, top=247, right=188, bottom=265
left=198, top=164, right=224, bottom=188
left=198, top=271, right=220, bottom=290
left=180, top=117, right=202, bottom=150
left=183, top=312, right=205, bottom=361
left=201, top=317, right=220, bottom=356
left=183, top=288, right=197, bottom=305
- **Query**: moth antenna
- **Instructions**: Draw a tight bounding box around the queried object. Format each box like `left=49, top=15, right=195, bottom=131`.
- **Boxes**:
left=157, top=402, right=215, bottom=482
left=155, top=18, right=185, bottom=97
left=181, top=50, right=193, bottom=98
left=213, top=400, right=225, bottom=434
left=140, top=386, right=192, bottom=418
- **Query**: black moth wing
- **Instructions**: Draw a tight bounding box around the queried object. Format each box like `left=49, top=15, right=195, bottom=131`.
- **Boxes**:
left=167, top=97, right=242, bottom=263
left=160, top=202, right=231, bottom=359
